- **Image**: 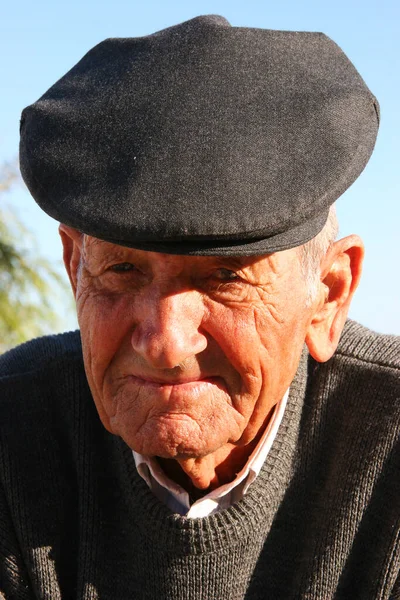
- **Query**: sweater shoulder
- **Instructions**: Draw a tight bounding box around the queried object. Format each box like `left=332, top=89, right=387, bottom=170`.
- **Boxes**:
left=0, top=330, right=83, bottom=380
left=316, top=320, right=400, bottom=430
left=308, top=320, right=400, bottom=432
left=336, top=319, right=400, bottom=372
left=0, top=332, right=91, bottom=457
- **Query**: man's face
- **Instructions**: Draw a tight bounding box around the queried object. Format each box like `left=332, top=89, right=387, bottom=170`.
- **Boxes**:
left=67, top=235, right=316, bottom=459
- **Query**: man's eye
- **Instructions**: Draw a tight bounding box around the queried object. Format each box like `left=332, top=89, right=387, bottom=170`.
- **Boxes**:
left=213, top=268, right=240, bottom=281
left=109, top=262, right=136, bottom=273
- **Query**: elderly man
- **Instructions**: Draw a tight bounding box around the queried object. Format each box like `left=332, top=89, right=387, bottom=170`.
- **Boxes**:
left=1, top=15, right=399, bottom=600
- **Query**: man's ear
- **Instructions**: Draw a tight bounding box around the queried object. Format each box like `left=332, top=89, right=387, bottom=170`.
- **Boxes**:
left=305, top=235, right=364, bottom=363
left=58, top=224, right=84, bottom=297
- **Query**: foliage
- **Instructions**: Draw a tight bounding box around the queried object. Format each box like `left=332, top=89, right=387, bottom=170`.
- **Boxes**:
left=0, top=162, right=71, bottom=353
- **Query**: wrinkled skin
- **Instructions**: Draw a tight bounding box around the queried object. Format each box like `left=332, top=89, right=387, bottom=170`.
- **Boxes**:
left=60, top=227, right=363, bottom=490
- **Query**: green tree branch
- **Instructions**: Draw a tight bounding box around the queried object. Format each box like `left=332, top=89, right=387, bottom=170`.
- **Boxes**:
left=0, top=162, right=72, bottom=352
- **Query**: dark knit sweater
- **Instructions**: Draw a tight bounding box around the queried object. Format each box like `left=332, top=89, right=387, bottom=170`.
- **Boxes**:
left=0, top=321, right=399, bottom=599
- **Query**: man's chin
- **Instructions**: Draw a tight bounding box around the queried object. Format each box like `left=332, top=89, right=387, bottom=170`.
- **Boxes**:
left=115, top=413, right=227, bottom=460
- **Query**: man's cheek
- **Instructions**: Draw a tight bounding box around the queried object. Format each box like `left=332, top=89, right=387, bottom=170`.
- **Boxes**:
left=78, top=290, right=129, bottom=337
left=78, top=296, right=127, bottom=392
left=208, top=303, right=258, bottom=349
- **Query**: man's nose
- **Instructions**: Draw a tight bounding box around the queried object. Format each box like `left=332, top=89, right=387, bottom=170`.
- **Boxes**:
left=130, top=290, right=208, bottom=369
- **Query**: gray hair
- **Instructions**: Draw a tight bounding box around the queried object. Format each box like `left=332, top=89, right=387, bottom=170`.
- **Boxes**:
left=299, top=205, right=339, bottom=304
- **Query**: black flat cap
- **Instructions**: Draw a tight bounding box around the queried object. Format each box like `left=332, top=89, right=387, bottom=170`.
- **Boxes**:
left=20, top=15, right=379, bottom=255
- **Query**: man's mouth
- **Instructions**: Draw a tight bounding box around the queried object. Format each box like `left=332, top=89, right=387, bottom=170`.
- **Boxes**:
left=129, top=374, right=217, bottom=385
left=127, top=374, right=224, bottom=387
left=123, top=374, right=229, bottom=398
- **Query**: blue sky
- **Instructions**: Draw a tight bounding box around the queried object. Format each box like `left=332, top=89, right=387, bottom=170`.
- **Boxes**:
left=1, top=0, right=399, bottom=334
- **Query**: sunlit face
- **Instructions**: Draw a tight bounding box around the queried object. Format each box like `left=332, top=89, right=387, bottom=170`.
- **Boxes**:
left=69, top=236, right=316, bottom=459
